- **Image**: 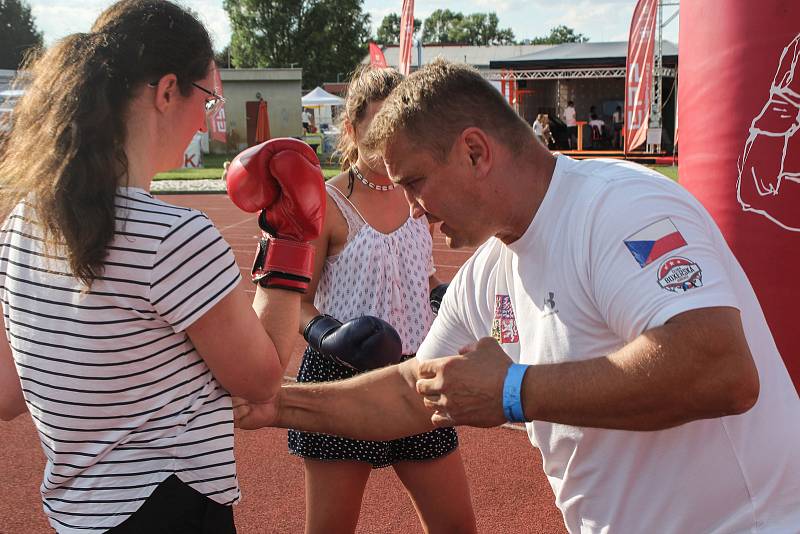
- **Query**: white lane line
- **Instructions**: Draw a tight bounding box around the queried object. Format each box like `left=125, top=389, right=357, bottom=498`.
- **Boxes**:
left=219, top=218, right=255, bottom=232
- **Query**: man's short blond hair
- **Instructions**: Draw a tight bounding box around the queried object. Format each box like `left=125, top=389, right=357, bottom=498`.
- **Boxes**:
left=364, top=59, right=533, bottom=160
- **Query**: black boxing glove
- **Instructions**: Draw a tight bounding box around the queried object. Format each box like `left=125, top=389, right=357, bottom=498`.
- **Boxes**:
left=303, top=315, right=403, bottom=371
left=429, top=283, right=449, bottom=315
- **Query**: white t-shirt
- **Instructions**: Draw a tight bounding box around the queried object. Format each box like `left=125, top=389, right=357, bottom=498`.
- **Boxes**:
left=1, top=189, right=242, bottom=533
left=302, top=111, right=312, bottom=124
left=564, top=106, right=577, bottom=127
left=418, top=156, right=800, bottom=533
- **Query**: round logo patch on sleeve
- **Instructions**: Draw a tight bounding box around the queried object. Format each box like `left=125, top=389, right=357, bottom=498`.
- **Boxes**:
left=657, top=257, right=703, bottom=292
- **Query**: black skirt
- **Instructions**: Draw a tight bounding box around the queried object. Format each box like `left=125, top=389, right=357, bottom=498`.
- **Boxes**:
left=108, top=475, right=235, bottom=534
left=287, top=346, right=458, bottom=469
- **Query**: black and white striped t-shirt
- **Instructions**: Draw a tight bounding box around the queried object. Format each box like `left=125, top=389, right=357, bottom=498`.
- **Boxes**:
left=0, top=188, right=242, bottom=533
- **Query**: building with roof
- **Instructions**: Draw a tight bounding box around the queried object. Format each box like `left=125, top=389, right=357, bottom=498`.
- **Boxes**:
left=491, top=41, right=678, bottom=69
left=216, top=68, right=303, bottom=152
left=344, top=41, right=678, bottom=155
left=324, top=44, right=551, bottom=96
left=489, top=41, right=678, bottom=152
left=361, top=43, right=554, bottom=72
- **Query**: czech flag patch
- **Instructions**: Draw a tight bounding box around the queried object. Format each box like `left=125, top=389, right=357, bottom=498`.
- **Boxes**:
left=624, top=218, right=687, bottom=268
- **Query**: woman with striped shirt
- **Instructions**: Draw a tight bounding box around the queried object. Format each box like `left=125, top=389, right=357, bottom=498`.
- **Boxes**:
left=0, top=1, right=305, bottom=532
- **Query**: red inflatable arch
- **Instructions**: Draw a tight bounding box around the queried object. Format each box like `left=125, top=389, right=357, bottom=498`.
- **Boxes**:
left=679, top=2, right=800, bottom=391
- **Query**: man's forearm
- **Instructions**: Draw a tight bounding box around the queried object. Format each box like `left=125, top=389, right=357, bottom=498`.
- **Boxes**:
left=275, top=359, right=436, bottom=440
left=521, top=308, right=759, bottom=430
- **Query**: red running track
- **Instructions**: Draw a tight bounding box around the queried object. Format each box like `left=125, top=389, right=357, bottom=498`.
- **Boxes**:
left=0, top=194, right=566, bottom=534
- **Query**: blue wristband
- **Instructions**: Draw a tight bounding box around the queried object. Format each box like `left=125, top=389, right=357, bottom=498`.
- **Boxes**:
left=502, top=363, right=530, bottom=422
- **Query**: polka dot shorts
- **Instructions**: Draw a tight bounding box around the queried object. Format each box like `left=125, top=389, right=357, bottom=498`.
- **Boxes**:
left=287, top=346, right=459, bottom=469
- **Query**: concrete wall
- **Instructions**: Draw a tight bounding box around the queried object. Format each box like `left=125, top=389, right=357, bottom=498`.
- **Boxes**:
left=217, top=68, right=303, bottom=153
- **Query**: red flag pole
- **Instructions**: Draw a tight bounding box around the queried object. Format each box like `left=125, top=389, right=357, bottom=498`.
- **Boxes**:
left=398, top=0, right=415, bottom=75
left=624, top=0, right=658, bottom=154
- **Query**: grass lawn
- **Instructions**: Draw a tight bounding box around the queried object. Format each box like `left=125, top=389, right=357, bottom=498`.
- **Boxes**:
left=154, top=153, right=341, bottom=181
left=651, top=165, right=678, bottom=181
left=155, top=153, right=678, bottom=183
left=153, top=168, right=224, bottom=181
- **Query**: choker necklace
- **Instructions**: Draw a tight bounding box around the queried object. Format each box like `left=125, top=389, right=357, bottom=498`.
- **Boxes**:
left=350, top=165, right=395, bottom=191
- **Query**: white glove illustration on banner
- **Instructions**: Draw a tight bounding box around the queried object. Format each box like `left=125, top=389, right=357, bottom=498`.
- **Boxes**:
left=737, top=33, right=800, bottom=231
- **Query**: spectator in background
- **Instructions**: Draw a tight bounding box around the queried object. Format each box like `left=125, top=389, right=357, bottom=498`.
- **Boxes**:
left=564, top=100, right=577, bottom=149
left=533, top=113, right=544, bottom=143
left=589, top=113, right=607, bottom=149
left=302, top=107, right=313, bottom=133
left=541, top=114, right=555, bottom=148
left=534, top=114, right=554, bottom=148
left=612, top=105, right=624, bottom=149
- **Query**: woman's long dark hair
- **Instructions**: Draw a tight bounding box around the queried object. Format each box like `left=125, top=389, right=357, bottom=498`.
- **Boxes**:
left=0, top=0, right=213, bottom=286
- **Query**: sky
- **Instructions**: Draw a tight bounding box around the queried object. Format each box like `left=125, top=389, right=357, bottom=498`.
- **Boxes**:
left=29, top=0, right=679, bottom=51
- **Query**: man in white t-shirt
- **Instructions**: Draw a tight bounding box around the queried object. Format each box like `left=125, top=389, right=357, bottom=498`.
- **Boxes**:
left=235, top=60, right=800, bottom=533
left=563, top=100, right=577, bottom=149
left=612, top=105, right=624, bottom=148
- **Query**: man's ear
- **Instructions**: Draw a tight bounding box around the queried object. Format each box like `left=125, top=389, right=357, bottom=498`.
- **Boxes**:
left=152, top=74, right=179, bottom=113
left=462, top=127, right=492, bottom=177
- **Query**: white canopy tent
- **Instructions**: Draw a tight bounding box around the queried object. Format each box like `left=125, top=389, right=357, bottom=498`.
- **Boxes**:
left=301, top=86, right=344, bottom=131
left=302, top=86, right=345, bottom=106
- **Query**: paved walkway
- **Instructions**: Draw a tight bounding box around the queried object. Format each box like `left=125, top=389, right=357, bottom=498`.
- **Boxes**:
left=150, top=178, right=228, bottom=194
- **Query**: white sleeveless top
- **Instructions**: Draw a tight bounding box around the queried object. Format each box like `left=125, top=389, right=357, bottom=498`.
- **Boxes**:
left=314, top=184, right=435, bottom=355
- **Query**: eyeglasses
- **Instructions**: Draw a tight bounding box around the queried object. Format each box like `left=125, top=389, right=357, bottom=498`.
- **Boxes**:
left=191, top=82, right=225, bottom=118
left=147, top=80, right=225, bottom=118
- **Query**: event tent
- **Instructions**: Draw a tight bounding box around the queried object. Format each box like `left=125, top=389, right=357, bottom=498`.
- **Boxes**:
left=301, top=86, right=344, bottom=107
left=301, top=86, right=344, bottom=131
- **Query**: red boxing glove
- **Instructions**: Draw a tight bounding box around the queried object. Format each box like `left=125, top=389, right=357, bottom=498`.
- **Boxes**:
left=226, top=138, right=326, bottom=292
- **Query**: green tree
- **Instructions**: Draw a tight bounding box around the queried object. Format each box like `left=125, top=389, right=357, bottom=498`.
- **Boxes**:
left=421, top=9, right=463, bottom=44
left=224, top=0, right=371, bottom=89
left=456, top=13, right=515, bottom=46
left=215, top=45, right=231, bottom=68
left=421, top=9, right=514, bottom=46
left=522, top=25, right=589, bottom=45
left=375, top=13, right=421, bottom=46
left=0, top=0, right=42, bottom=70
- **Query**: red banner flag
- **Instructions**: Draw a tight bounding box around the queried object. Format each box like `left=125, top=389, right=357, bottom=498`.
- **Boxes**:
left=210, top=65, right=227, bottom=144
left=624, top=0, right=658, bottom=152
left=369, top=42, right=388, bottom=68
left=398, top=0, right=415, bottom=75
